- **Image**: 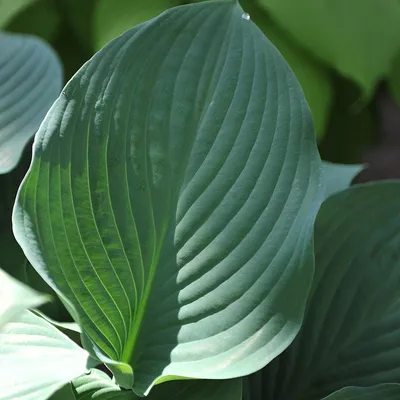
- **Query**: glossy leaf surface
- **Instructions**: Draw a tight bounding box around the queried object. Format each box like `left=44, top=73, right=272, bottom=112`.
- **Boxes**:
left=13, top=0, right=323, bottom=394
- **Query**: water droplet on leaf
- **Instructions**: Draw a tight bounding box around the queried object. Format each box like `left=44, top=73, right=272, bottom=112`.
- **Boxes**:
left=242, top=13, right=250, bottom=21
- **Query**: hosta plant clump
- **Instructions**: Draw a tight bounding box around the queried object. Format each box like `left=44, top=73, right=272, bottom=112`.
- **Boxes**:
left=0, top=1, right=398, bottom=400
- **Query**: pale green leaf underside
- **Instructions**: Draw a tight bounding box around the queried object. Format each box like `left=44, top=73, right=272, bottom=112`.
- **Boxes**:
left=33, top=309, right=82, bottom=333
left=72, top=369, right=241, bottom=400
left=0, top=268, right=49, bottom=328
left=258, top=0, right=400, bottom=96
left=244, top=181, right=400, bottom=400
left=0, top=310, right=90, bottom=400
left=13, top=0, right=323, bottom=395
left=0, top=32, right=62, bottom=174
left=322, top=384, right=400, bottom=399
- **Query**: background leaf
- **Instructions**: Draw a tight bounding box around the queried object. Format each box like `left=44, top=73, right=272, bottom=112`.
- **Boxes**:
left=0, top=268, right=48, bottom=327
left=13, top=0, right=323, bottom=395
left=93, top=0, right=179, bottom=50
left=5, top=0, right=61, bottom=43
left=322, top=384, right=400, bottom=400
left=0, top=0, right=37, bottom=28
left=321, top=161, right=363, bottom=199
left=243, top=181, right=400, bottom=400
left=61, top=0, right=97, bottom=53
left=0, top=310, right=90, bottom=400
left=258, top=0, right=400, bottom=96
left=388, top=51, right=400, bottom=106
left=0, top=32, right=62, bottom=174
left=241, top=0, right=333, bottom=139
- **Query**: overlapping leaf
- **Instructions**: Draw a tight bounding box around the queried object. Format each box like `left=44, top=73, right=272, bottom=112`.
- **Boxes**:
left=258, top=0, right=400, bottom=96
left=0, top=310, right=90, bottom=400
left=0, top=268, right=48, bottom=327
left=13, top=0, right=323, bottom=395
left=72, top=369, right=136, bottom=400
left=321, top=161, right=363, bottom=199
left=243, top=181, right=400, bottom=400
left=72, top=369, right=241, bottom=400
left=322, top=384, right=400, bottom=400
left=0, top=32, right=62, bottom=174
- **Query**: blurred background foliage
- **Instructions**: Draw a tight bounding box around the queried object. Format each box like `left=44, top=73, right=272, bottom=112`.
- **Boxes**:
left=1, top=0, right=400, bottom=320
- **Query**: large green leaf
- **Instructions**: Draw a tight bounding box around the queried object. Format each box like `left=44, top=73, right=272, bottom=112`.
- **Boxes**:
left=241, top=0, right=332, bottom=139
left=13, top=0, right=323, bottom=395
left=322, top=384, right=400, bottom=400
left=0, top=0, right=37, bottom=27
left=258, top=0, right=400, bottom=96
left=243, top=181, right=400, bottom=400
left=0, top=268, right=48, bottom=327
left=0, top=32, right=62, bottom=174
left=93, top=0, right=179, bottom=50
left=0, top=310, right=90, bottom=400
left=72, top=369, right=242, bottom=400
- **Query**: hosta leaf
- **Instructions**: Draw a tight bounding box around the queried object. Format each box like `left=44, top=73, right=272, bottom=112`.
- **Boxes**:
left=72, top=369, right=136, bottom=400
left=258, top=0, right=400, bottom=96
left=72, top=369, right=241, bottom=400
left=241, top=0, right=332, bottom=139
left=93, top=0, right=178, bottom=50
left=322, top=384, right=400, bottom=400
left=0, top=310, right=90, bottom=400
left=33, top=309, right=82, bottom=333
left=0, top=0, right=37, bottom=27
left=13, top=0, right=323, bottom=395
left=321, top=161, right=363, bottom=199
left=0, top=32, right=62, bottom=174
left=0, top=268, right=48, bottom=327
left=243, top=181, right=400, bottom=400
